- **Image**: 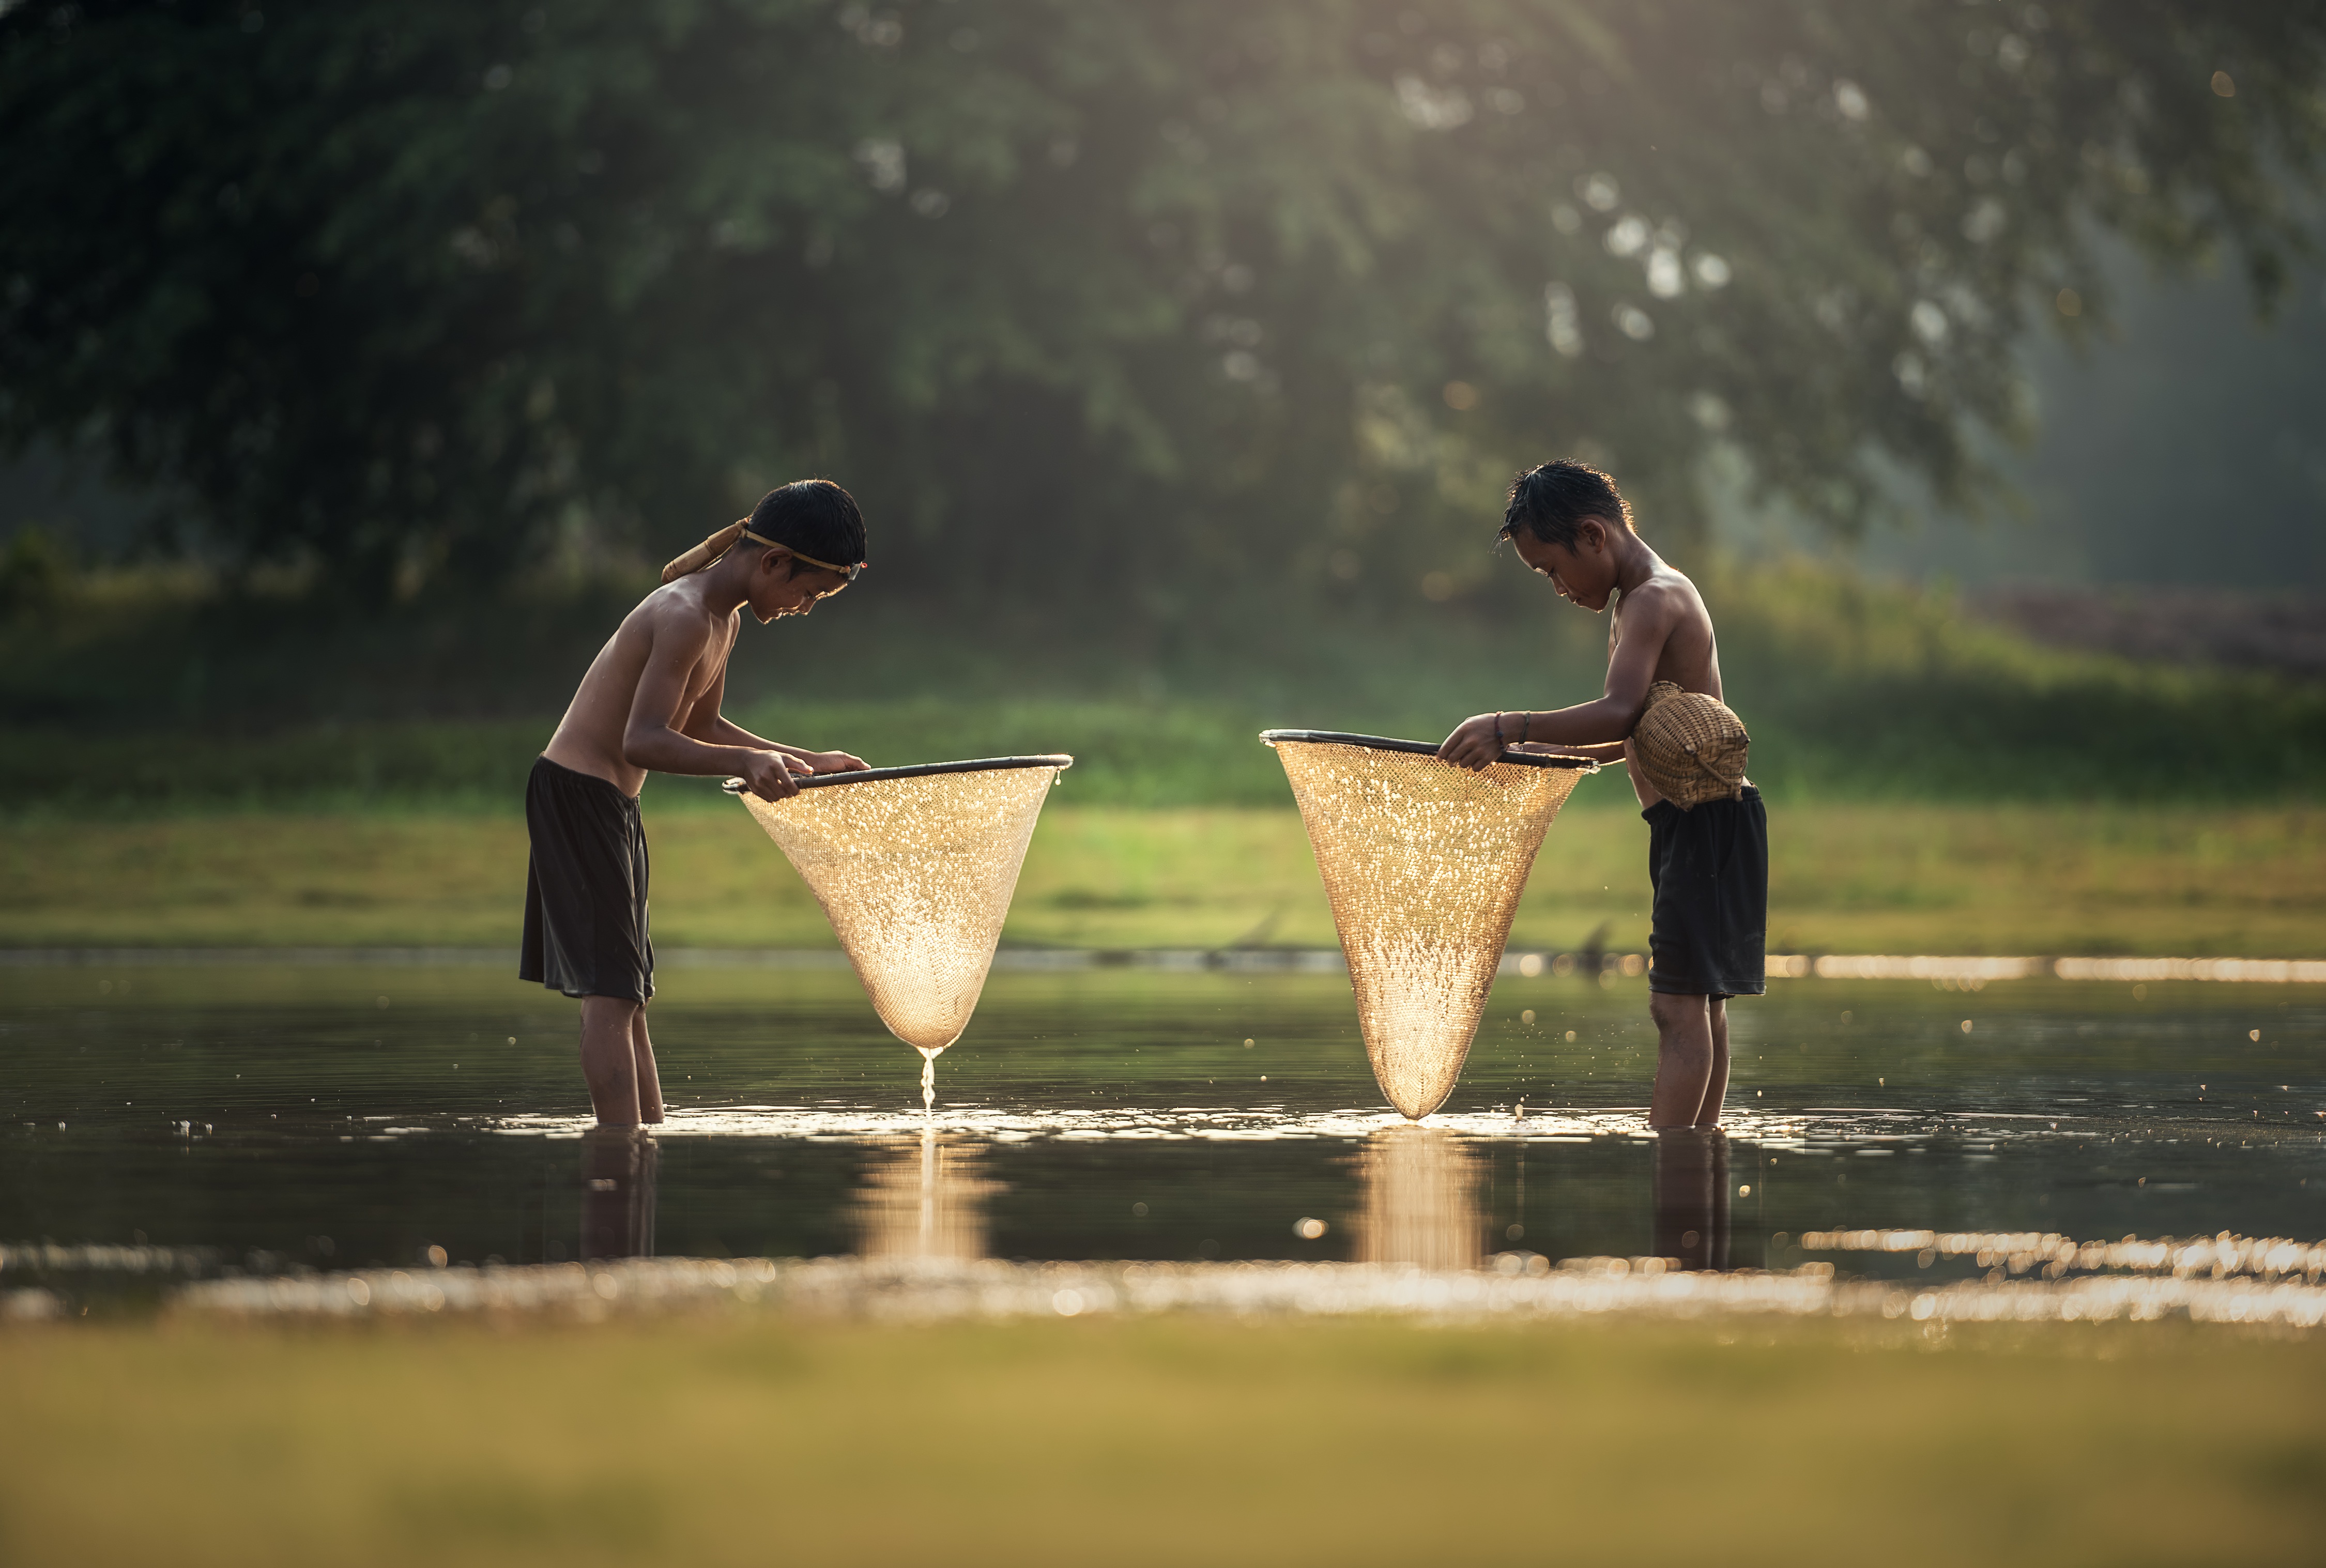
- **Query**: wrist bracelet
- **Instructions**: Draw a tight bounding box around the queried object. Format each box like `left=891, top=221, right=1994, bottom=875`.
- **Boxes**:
left=1493, top=712, right=1505, bottom=745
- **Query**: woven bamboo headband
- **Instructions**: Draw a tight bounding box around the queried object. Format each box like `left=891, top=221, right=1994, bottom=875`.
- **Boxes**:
left=660, top=521, right=868, bottom=586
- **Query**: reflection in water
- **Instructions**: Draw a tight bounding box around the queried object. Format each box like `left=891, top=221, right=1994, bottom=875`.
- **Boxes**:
left=579, top=1127, right=658, bottom=1261
left=851, top=1127, right=999, bottom=1260
left=1355, top=1126, right=1483, bottom=1270
left=1652, top=1130, right=1729, bottom=1271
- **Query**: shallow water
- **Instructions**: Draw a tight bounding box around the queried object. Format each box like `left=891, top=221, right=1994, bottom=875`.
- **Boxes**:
left=2, top=965, right=2321, bottom=1301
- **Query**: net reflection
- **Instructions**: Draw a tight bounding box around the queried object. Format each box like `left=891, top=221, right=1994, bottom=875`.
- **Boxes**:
left=1651, top=1129, right=1730, bottom=1271
left=1354, top=1126, right=1484, bottom=1270
left=578, top=1127, right=658, bottom=1262
left=850, top=1127, right=1001, bottom=1260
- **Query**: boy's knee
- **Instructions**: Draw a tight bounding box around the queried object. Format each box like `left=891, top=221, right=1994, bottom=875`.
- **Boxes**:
left=1649, top=991, right=1706, bottom=1026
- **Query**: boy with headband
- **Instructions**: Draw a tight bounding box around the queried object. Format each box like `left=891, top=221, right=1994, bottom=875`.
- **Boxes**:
left=522, top=480, right=870, bottom=1125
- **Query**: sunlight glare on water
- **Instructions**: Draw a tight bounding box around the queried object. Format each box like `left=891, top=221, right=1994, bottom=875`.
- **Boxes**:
left=2, top=965, right=2322, bottom=1313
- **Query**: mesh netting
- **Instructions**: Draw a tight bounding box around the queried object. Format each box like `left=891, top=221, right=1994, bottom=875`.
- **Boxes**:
left=1271, top=738, right=1586, bottom=1118
left=737, top=762, right=1064, bottom=1053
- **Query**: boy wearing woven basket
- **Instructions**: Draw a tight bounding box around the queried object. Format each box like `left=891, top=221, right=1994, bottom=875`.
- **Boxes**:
left=1437, top=461, right=1764, bottom=1131
left=523, top=480, right=870, bottom=1126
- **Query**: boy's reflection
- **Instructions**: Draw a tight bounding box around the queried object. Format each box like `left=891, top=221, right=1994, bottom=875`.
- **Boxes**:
left=1652, top=1128, right=1729, bottom=1270
left=1356, top=1126, right=1483, bottom=1270
left=579, top=1126, right=659, bottom=1261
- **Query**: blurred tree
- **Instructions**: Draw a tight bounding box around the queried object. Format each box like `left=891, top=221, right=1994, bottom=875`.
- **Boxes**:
left=1, top=1, right=2320, bottom=616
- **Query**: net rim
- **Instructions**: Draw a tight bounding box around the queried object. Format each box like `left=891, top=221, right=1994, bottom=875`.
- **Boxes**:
left=1259, top=730, right=1598, bottom=771
left=721, top=754, right=1074, bottom=793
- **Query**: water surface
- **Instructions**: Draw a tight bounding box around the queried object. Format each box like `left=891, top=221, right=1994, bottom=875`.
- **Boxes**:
left=3, top=965, right=2320, bottom=1298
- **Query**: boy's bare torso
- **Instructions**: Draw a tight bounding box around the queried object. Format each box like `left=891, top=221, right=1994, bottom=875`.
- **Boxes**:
left=543, top=579, right=738, bottom=797
left=1607, top=564, right=1728, bottom=808
left=1611, top=564, right=1724, bottom=698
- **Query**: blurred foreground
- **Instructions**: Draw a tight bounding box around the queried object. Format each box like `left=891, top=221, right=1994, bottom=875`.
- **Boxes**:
left=2, top=1314, right=2319, bottom=1566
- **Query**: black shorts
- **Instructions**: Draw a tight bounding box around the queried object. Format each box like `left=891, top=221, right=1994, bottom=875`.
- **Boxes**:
left=519, top=756, right=654, bottom=1003
left=1643, top=786, right=1767, bottom=1000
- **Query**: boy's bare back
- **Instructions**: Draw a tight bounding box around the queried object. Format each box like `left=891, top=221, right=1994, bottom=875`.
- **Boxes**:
left=541, top=520, right=863, bottom=804
left=543, top=576, right=743, bottom=797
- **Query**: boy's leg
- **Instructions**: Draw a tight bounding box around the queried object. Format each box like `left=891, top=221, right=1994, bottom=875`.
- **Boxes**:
left=1647, top=991, right=1716, bottom=1129
left=631, top=1006, right=665, bottom=1124
left=1651, top=1128, right=1730, bottom=1268
left=579, top=995, right=643, bottom=1125
left=579, top=1125, right=659, bottom=1259
left=1694, top=996, right=1732, bottom=1128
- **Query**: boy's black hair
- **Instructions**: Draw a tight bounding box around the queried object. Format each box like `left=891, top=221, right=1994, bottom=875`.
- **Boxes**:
left=749, top=479, right=867, bottom=567
left=1499, top=460, right=1633, bottom=549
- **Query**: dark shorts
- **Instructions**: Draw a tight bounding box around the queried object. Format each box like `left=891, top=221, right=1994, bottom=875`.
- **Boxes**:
left=1643, top=786, right=1767, bottom=1000
left=519, top=756, right=654, bottom=1003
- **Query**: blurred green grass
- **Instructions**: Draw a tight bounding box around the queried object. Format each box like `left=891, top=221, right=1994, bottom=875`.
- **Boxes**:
left=0, top=700, right=1300, bottom=815
left=1, top=1314, right=2319, bottom=1567
left=6, top=557, right=2320, bottom=956
left=3, top=560, right=2322, bottom=813
left=5, top=799, right=2322, bottom=956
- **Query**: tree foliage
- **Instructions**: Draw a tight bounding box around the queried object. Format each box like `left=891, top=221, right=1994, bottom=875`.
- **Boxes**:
left=3, top=0, right=2321, bottom=612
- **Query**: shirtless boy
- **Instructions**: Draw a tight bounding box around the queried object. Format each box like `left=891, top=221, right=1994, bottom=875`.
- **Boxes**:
left=1437, top=460, right=1766, bottom=1131
left=522, top=479, right=871, bottom=1126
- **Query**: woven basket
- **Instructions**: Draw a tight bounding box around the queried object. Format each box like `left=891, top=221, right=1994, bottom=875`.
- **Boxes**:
left=1630, top=681, right=1750, bottom=807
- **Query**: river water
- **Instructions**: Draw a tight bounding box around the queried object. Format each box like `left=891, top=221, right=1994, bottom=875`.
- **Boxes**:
left=3, top=964, right=2320, bottom=1298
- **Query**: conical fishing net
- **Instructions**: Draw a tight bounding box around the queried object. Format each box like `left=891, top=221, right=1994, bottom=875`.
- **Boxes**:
left=1266, top=733, right=1592, bottom=1119
left=731, top=757, right=1069, bottom=1054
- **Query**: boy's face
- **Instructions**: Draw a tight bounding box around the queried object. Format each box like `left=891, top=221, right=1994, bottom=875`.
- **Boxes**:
left=745, top=549, right=851, bottom=623
left=1509, top=518, right=1618, bottom=610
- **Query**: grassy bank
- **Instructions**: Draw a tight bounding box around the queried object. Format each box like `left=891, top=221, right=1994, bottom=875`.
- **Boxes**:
left=5, top=800, right=2322, bottom=957
left=1, top=1314, right=2320, bottom=1565
left=4, top=562, right=2324, bottom=812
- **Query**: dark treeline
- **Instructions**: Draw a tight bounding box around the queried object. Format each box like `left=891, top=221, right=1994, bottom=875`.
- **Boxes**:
left=3, top=1, right=2322, bottom=623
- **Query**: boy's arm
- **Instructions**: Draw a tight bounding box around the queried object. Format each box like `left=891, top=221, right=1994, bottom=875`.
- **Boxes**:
left=1436, top=587, right=1681, bottom=769
left=1512, top=740, right=1628, bottom=763
left=621, top=613, right=807, bottom=800
left=678, top=665, right=868, bottom=774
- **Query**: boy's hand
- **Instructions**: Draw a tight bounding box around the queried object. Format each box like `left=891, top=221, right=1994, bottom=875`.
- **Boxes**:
left=1437, top=713, right=1510, bottom=771
left=799, top=749, right=869, bottom=774
left=740, top=750, right=807, bottom=801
